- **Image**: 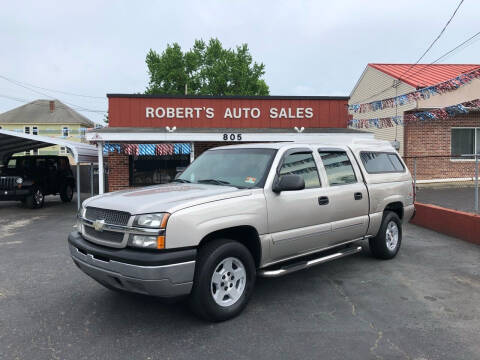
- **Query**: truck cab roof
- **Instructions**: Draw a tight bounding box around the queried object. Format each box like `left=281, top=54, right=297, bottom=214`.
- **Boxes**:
left=212, top=138, right=396, bottom=153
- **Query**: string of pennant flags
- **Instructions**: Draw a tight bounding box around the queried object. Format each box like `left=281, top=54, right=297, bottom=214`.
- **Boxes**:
left=103, top=143, right=192, bottom=156
left=348, top=98, right=480, bottom=129
left=349, top=68, right=480, bottom=114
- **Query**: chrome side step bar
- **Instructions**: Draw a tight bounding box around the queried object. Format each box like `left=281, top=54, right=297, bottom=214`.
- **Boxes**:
left=258, top=246, right=363, bottom=278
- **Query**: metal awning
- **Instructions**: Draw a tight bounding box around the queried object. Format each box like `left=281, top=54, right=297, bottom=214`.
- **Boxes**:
left=0, top=128, right=98, bottom=209
left=0, top=128, right=97, bottom=163
left=86, top=127, right=372, bottom=143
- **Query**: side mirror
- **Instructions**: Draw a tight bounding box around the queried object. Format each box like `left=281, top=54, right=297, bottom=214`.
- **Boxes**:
left=273, top=174, right=305, bottom=193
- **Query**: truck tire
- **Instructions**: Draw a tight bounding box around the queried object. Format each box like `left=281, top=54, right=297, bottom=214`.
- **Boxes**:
left=25, top=187, right=45, bottom=209
left=60, top=184, right=74, bottom=203
left=369, top=211, right=402, bottom=260
left=189, top=238, right=256, bottom=322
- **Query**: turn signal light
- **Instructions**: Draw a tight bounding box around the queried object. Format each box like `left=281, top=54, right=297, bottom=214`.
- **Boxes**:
left=157, top=235, right=165, bottom=249
left=160, top=214, right=170, bottom=228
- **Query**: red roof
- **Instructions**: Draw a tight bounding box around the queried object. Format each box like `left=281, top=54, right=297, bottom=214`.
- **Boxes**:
left=369, top=63, right=480, bottom=88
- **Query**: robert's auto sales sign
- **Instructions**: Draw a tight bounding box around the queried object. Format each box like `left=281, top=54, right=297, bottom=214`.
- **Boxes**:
left=107, top=95, right=349, bottom=128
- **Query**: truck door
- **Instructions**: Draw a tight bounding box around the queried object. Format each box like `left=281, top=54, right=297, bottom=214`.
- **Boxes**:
left=265, top=148, right=332, bottom=260
left=317, top=149, right=369, bottom=245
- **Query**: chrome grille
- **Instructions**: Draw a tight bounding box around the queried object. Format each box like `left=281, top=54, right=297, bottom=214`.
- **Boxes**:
left=83, top=225, right=124, bottom=244
left=0, top=176, right=17, bottom=190
left=85, top=207, right=130, bottom=226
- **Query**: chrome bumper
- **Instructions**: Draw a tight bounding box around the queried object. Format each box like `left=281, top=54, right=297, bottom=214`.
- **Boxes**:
left=69, top=243, right=195, bottom=298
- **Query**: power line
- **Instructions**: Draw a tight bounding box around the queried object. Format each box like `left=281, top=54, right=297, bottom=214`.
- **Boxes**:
left=350, top=30, right=480, bottom=107
left=0, top=93, right=106, bottom=114
left=351, top=0, right=468, bottom=107
left=0, top=75, right=107, bottom=113
left=400, top=30, right=480, bottom=80
left=397, top=0, right=465, bottom=81
left=0, top=74, right=105, bottom=99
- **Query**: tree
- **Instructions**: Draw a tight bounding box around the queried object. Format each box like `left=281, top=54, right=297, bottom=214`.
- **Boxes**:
left=145, top=38, right=269, bottom=96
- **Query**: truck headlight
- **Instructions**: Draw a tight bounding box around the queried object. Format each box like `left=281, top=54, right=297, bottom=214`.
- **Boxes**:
left=133, top=213, right=170, bottom=228
left=128, top=234, right=165, bottom=249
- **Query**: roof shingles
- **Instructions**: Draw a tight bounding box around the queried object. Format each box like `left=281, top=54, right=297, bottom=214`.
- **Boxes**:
left=0, top=99, right=95, bottom=127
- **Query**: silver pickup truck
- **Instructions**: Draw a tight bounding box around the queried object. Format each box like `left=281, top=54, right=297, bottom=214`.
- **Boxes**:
left=69, top=140, right=415, bottom=321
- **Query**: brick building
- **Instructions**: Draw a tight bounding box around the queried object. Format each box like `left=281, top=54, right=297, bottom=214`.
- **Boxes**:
left=86, top=94, right=372, bottom=193
left=349, top=64, right=480, bottom=181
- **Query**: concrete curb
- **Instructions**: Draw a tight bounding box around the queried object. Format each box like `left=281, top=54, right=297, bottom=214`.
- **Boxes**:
left=410, top=202, right=480, bottom=245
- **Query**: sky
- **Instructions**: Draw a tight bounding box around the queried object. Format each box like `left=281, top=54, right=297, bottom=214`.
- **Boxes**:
left=0, top=0, right=479, bottom=124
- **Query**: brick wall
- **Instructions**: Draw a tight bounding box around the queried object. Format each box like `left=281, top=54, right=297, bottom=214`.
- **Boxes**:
left=107, top=153, right=130, bottom=192
left=404, top=111, right=480, bottom=180
left=194, top=141, right=238, bottom=158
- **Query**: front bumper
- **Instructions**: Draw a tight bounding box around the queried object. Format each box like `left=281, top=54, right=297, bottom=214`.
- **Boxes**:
left=68, top=231, right=196, bottom=297
left=0, top=188, right=30, bottom=201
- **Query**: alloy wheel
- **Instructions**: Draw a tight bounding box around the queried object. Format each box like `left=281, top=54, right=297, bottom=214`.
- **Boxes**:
left=210, top=257, right=246, bottom=307
left=385, top=221, right=399, bottom=251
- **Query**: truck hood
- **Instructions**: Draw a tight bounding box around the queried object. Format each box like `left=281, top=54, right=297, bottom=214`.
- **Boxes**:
left=83, top=183, right=251, bottom=214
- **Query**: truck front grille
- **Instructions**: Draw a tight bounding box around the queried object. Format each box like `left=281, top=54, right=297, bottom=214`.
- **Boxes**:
left=83, top=225, right=124, bottom=244
left=0, top=176, right=17, bottom=190
left=85, top=207, right=130, bottom=226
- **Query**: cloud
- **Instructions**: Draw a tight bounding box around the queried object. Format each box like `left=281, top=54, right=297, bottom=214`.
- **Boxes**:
left=0, top=0, right=479, bottom=123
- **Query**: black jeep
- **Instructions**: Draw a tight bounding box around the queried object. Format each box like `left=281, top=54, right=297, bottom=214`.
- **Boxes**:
left=0, top=155, right=75, bottom=208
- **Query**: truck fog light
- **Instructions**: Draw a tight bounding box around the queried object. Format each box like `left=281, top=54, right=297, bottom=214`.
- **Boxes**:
left=130, top=235, right=165, bottom=249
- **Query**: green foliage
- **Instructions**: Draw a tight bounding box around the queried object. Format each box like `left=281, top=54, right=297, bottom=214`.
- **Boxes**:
left=145, top=38, right=269, bottom=96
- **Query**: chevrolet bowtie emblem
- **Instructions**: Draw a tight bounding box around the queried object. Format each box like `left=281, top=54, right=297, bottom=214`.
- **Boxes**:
left=93, top=219, right=106, bottom=232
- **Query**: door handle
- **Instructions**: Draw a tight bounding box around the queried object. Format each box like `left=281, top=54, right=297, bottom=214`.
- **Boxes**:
left=318, top=196, right=329, bottom=205
left=354, top=192, right=363, bottom=200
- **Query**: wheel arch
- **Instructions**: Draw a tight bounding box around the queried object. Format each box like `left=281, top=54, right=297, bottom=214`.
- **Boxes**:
left=198, top=225, right=262, bottom=268
left=384, top=201, right=404, bottom=220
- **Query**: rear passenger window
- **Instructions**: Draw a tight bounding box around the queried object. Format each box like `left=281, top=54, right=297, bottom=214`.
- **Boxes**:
left=279, top=152, right=321, bottom=189
left=360, top=152, right=405, bottom=173
left=318, top=151, right=357, bottom=186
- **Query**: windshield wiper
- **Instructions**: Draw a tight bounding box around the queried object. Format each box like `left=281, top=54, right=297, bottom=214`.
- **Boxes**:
left=172, top=179, right=191, bottom=183
left=197, top=178, right=240, bottom=187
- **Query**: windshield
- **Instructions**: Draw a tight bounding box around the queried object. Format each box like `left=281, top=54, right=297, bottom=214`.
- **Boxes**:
left=0, top=157, right=32, bottom=174
left=177, top=148, right=277, bottom=188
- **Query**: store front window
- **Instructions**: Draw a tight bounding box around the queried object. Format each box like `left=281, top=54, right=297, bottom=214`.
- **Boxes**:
left=129, top=155, right=190, bottom=187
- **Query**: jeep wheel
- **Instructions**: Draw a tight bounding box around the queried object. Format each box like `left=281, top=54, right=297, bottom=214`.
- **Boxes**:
left=60, top=184, right=74, bottom=203
left=369, top=211, right=402, bottom=260
left=189, top=239, right=256, bottom=322
left=26, top=187, right=45, bottom=209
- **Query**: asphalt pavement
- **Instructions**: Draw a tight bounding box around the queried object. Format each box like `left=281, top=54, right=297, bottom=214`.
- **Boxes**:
left=416, top=186, right=479, bottom=213
left=1, top=196, right=480, bottom=360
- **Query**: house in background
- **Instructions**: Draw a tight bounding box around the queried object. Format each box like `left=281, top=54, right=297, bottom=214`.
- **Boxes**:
left=349, top=63, right=480, bottom=181
left=0, top=99, right=96, bottom=163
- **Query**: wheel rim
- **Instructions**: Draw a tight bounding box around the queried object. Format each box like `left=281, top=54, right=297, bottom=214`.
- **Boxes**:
left=210, top=257, right=246, bottom=307
left=386, top=221, right=399, bottom=251
left=34, top=189, right=43, bottom=205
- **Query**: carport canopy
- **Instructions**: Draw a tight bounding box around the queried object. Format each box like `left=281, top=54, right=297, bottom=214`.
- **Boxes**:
left=0, top=128, right=98, bottom=209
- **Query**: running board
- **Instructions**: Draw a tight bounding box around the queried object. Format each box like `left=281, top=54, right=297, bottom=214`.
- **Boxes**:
left=258, top=246, right=363, bottom=278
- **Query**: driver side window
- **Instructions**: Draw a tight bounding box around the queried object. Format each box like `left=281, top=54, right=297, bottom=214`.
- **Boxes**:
left=279, top=153, right=321, bottom=189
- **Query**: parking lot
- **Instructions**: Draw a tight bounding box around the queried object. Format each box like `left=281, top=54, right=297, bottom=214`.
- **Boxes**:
left=416, top=186, right=479, bottom=214
left=1, top=198, right=479, bottom=360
